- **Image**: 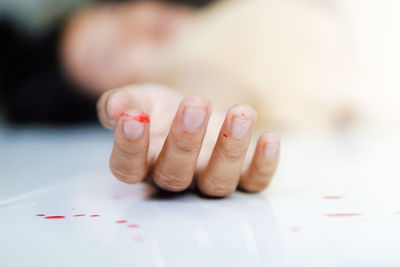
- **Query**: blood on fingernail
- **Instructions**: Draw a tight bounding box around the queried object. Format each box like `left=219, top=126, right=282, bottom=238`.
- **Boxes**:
left=223, top=133, right=228, bottom=138
left=121, top=112, right=150, bottom=123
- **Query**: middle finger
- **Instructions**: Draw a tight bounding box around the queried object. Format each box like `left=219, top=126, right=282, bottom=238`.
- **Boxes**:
left=152, top=96, right=212, bottom=192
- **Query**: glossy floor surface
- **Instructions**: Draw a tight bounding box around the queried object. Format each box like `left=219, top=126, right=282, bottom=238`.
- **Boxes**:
left=1, top=124, right=399, bottom=267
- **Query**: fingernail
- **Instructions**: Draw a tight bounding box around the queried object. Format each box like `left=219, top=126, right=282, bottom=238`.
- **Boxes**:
left=231, top=118, right=252, bottom=139
left=183, top=107, right=206, bottom=132
left=263, top=143, right=279, bottom=159
left=123, top=120, right=144, bottom=139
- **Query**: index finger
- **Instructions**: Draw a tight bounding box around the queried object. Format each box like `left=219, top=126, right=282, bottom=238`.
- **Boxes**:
left=97, top=84, right=175, bottom=129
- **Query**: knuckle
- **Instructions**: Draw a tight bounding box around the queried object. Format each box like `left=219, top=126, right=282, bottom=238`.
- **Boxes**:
left=217, top=146, right=247, bottom=163
left=240, top=179, right=270, bottom=193
left=202, top=179, right=236, bottom=197
left=114, top=141, right=144, bottom=158
left=254, top=164, right=276, bottom=177
left=110, top=165, right=145, bottom=184
left=153, top=168, right=192, bottom=192
left=170, top=138, right=201, bottom=155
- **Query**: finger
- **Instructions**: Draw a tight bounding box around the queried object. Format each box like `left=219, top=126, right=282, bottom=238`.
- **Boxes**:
left=197, top=104, right=257, bottom=197
left=239, top=133, right=280, bottom=193
left=152, top=96, right=212, bottom=191
left=97, top=88, right=131, bottom=129
left=97, top=83, right=180, bottom=129
left=109, top=109, right=150, bottom=184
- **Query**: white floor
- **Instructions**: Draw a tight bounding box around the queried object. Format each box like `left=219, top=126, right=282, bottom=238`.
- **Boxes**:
left=1, top=124, right=399, bottom=267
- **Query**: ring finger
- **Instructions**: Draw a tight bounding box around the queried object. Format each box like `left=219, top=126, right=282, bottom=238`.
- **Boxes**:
left=197, top=104, right=257, bottom=197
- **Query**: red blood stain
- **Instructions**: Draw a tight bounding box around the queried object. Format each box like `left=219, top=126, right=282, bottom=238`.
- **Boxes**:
left=290, top=226, right=301, bottom=232
left=74, top=214, right=85, bottom=217
left=90, top=215, right=100, bottom=217
left=44, top=216, right=66, bottom=219
left=36, top=214, right=45, bottom=217
left=127, top=224, right=140, bottom=228
left=223, top=133, right=228, bottom=138
left=325, top=213, right=362, bottom=217
left=323, top=196, right=343, bottom=199
left=121, top=112, right=150, bottom=123
left=116, top=220, right=128, bottom=224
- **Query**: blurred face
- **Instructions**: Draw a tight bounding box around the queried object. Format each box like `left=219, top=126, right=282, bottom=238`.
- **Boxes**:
left=62, top=1, right=194, bottom=94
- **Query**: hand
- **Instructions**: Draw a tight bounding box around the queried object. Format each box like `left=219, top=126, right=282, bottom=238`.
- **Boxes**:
left=97, top=84, right=280, bottom=197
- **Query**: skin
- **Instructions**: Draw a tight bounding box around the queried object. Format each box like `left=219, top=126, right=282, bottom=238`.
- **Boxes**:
left=97, top=84, right=280, bottom=197
left=62, top=1, right=281, bottom=196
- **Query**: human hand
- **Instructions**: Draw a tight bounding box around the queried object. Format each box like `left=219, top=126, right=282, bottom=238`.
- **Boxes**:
left=97, top=84, right=280, bottom=197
